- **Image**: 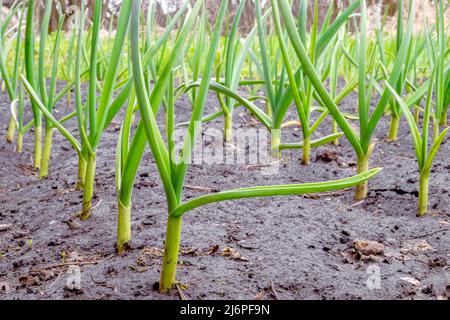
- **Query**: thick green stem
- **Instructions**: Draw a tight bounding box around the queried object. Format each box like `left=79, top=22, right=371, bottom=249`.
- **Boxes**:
left=440, top=113, right=448, bottom=126
left=76, top=156, right=87, bottom=190
left=302, top=136, right=311, bottom=165
left=271, top=129, right=281, bottom=159
left=159, top=215, right=182, bottom=293
left=418, top=173, right=429, bottom=217
left=388, top=115, right=400, bottom=141
left=39, top=128, right=54, bottom=179
left=6, top=117, right=16, bottom=143
left=225, top=114, right=233, bottom=142
left=81, top=154, right=96, bottom=220
left=355, top=143, right=375, bottom=201
left=117, top=200, right=131, bottom=255
left=17, top=133, right=23, bottom=153
left=34, top=124, right=42, bottom=170
left=355, top=157, right=370, bottom=200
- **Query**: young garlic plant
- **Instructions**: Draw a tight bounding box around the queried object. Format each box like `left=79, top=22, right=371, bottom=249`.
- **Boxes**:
left=387, top=63, right=448, bottom=216
left=176, top=2, right=264, bottom=142
left=178, top=1, right=358, bottom=163
left=23, top=0, right=42, bottom=170
left=115, top=0, right=197, bottom=255
left=23, top=0, right=133, bottom=219
left=377, top=0, right=425, bottom=141
left=22, top=0, right=72, bottom=171
left=218, top=0, right=258, bottom=142
left=269, top=0, right=362, bottom=164
left=129, top=0, right=381, bottom=293
left=276, top=0, right=416, bottom=200
left=254, top=0, right=362, bottom=165
left=22, top=0, right=66, bottom=178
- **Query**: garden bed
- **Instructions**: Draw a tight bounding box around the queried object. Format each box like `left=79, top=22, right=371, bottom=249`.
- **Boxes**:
left=0, top=85, right=449, bottom=300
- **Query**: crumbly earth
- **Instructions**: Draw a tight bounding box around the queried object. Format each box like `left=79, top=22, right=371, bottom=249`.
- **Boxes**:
left=0, top=82, right=449, bottom=300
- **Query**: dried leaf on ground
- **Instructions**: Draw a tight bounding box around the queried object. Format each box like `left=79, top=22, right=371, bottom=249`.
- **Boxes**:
left=181, top=247, right=199, bottom=256
left=353, top=239, right=385, bottom=256
left=133, top=247, right=164, bottom=269
left=221, top=247, right=249, bottom=262
left=401, top=239, right=435, bottom=254
left=141, top=247, right=163, bottom=258
left=400, top=277, right=421, bottom=287
left=342, top=239, right=387, bottom=263
left=208, top=244, right=220, bottom=255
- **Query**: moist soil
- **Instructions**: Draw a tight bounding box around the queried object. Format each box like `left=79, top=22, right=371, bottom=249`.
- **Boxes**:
left=0, top=82, right=449, bottom=300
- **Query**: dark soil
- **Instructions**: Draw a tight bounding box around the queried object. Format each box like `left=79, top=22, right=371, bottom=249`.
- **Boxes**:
left=0, top=82, right=449, bottom=300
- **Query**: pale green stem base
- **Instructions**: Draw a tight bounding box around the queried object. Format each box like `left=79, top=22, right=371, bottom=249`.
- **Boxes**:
left=17, top=133, right=23, bottom=153
left=117, top=200, right=131, bottom=255
left=34, top=125, right=42, bottom=170
left=440, top=112, right=448, bottom=126
left=39, top=129, right=54, bottom=179
left=81, top=154, right=96, bottom=221
left=418, top=174, right=429, bottom=217
left=302, top=136, right=311, bottom=165
left=355, top=158, right=370, bottom=200
left=76, top=157, right=87, bottom=190
left=225, top=114, right=233, bottom=143
left=159, top=215, right=182, bottom=293
left=388, top=116, right=400, bottom=141
left=271, top=129, right=281, bottom=159
left=6, top=117, right=15, bottom=143
left=332, top=121, right=339, bottom=146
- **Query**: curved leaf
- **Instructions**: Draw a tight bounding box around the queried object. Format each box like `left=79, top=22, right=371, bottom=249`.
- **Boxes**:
left=181, top=81, right=273, bottom=129
left=171, top=168, right=382, bottom=217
